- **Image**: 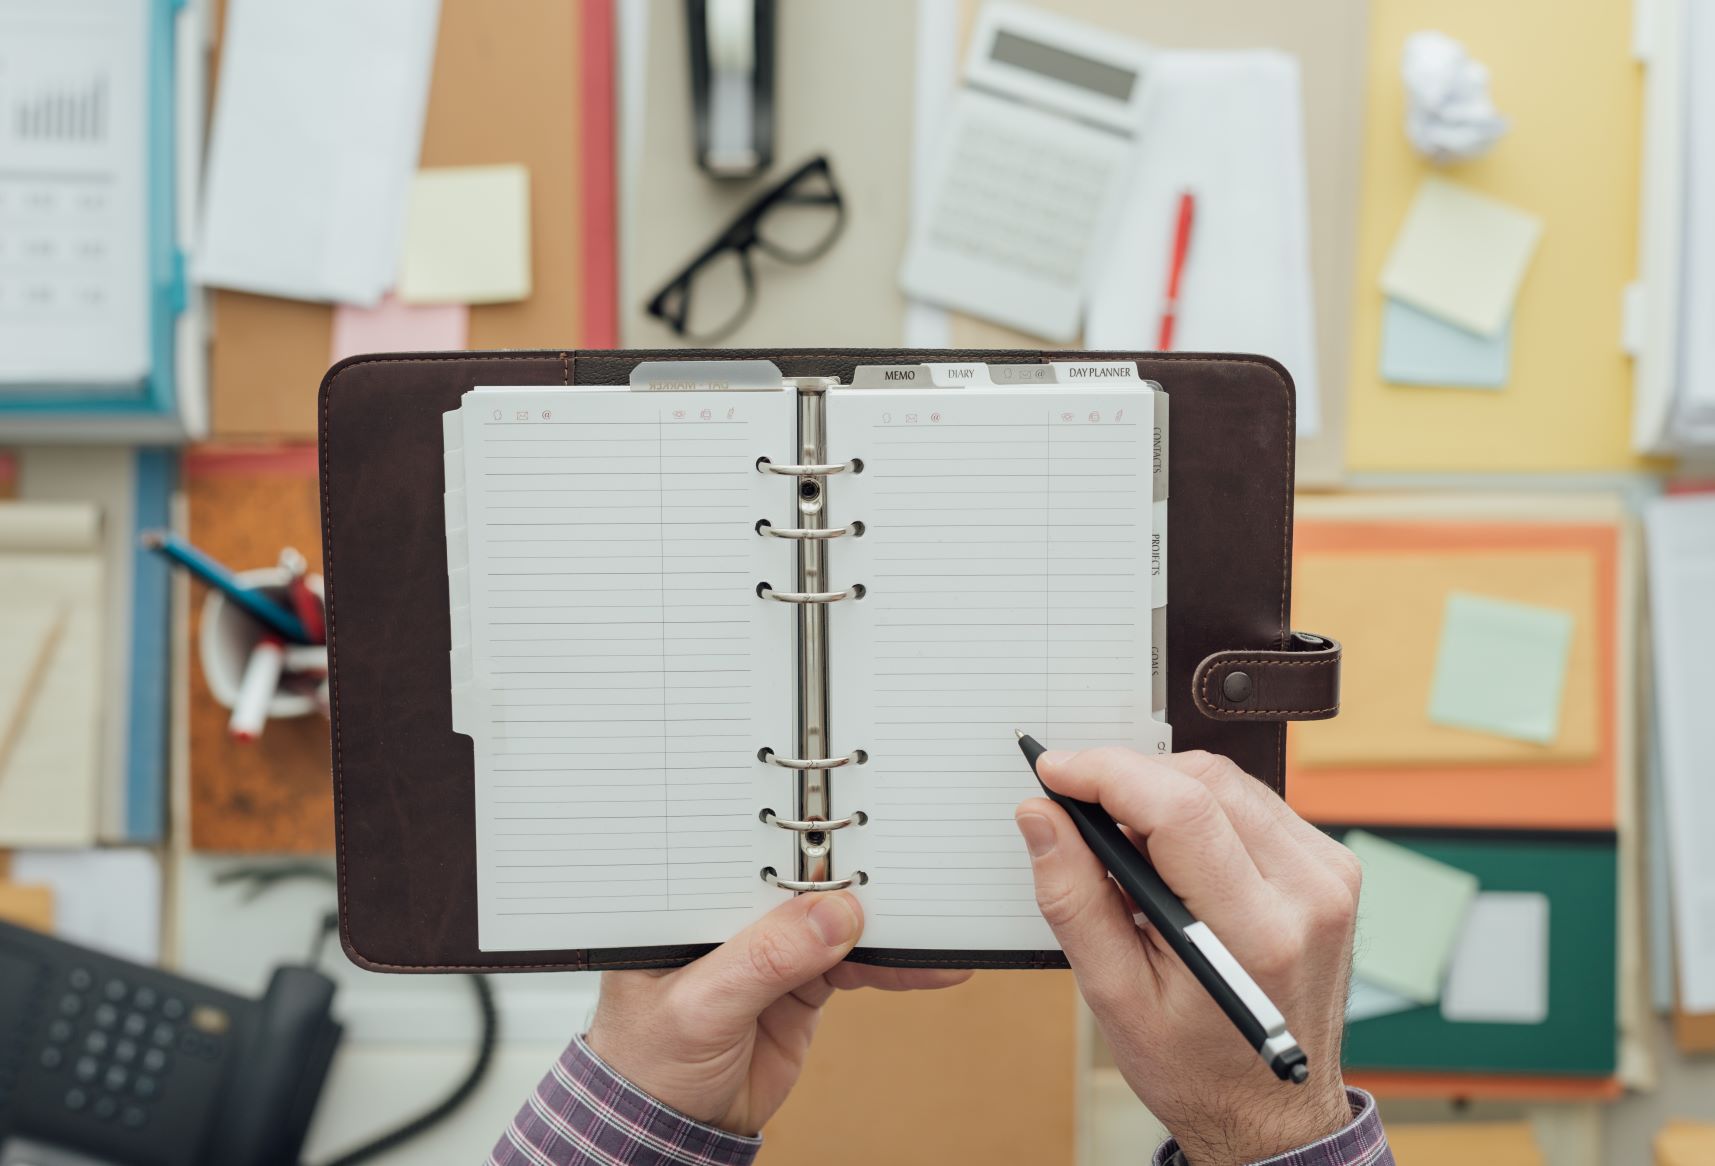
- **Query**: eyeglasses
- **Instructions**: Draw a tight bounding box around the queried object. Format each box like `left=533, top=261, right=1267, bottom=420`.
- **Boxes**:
left=645, top=155, right=846, bottom=343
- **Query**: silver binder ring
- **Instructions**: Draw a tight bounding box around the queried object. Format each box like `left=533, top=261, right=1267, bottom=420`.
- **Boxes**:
left=760, top=809, right=868, bottom=832
left=762, top=867, right=869, bottom=892
left=757, top=583, right=865, bottom=604
left=759, top=748, right=864, bottom=771
left=755, top=457, right=860, bottom=476
left=755, top=518, right=865, bottom=540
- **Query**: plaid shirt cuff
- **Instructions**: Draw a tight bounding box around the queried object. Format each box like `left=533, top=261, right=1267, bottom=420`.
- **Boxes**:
left=1152, top=1088, right=1392, bottom=1166
left=489, top=1034, right=762, bottom=1166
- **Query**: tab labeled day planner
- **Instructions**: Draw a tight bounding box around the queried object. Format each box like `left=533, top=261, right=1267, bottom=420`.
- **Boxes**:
left=318, top=348, right=1339, bottom=973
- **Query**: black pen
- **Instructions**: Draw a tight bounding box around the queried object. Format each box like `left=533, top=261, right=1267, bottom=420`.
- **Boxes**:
left=1015, top=731, right=1309, bottom=1084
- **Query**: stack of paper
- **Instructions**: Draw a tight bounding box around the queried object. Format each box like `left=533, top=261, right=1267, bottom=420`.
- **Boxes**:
left=1085, top=51, right=1321, bottom=438
left=1378, top=177, right=1541, bottom=390
left=1645, top=495, right=1715, bottom=1018
left=0, top=502, right=105, bottom=846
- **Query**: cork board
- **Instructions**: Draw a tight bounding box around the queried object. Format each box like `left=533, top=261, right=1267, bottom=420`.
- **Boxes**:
left=205, top=0, right=611, bottom=439
left=184, top=445, right=332, bottom=851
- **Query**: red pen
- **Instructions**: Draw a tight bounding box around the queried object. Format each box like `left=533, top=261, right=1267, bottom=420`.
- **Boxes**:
left=1156, top=190, right=1196, bottom=351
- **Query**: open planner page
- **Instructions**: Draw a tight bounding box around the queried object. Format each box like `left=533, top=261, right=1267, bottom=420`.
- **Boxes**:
left=827, top=386, right=1167, bottom=951
left=448, top=387, right=796, bottom=951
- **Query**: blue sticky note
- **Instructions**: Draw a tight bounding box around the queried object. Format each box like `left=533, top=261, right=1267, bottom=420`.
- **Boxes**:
left=1428, top=593, right=1575, bottom=745
left=1380, top=298, right=1511, bottom=388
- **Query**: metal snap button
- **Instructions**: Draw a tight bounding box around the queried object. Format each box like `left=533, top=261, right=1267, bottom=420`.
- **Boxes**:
left=1222, top=671, right=1254, bottom=703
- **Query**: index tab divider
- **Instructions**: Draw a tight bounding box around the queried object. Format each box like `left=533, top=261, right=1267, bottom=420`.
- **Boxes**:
left=1048, top=360, right=1143, bottom=383
left=849, top=363, right=933, bottom=388
left=922, top=362, right=993, bottom=386
left=628, top=359, right=786, bottom=391
left=1152, top=387, right=1169, bottom=502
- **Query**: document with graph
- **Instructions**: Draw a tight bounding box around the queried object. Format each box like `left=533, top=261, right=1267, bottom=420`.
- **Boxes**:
left=0, top=0, right=150, bottom=385
left=440, top=361, right=1170, bottom=953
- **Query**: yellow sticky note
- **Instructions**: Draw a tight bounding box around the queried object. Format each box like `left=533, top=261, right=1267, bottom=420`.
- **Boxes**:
left=1381, top=177, right=1541, bottom=336
left=1657, top=1120, right=1715, bottom=1166
left=1386, top=1121, right=1544, bottom=1165
left=398, top=165, right=532, bottom=305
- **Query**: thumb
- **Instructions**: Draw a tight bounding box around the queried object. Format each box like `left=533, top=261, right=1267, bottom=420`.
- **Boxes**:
left=1016, top=798, right=1148, bottom=1007
left=674, top=892, right=863, bottom=1029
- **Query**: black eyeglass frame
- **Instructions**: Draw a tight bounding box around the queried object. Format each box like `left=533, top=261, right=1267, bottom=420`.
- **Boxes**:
left=644, top=154, right=846, bottom=342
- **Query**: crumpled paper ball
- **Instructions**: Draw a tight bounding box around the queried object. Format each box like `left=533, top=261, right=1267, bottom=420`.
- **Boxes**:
left=1402, top=31, right=1510, bottom=163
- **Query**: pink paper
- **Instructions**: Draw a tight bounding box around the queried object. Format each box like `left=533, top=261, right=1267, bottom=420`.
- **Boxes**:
left=330, top=293, right=469, bottom=362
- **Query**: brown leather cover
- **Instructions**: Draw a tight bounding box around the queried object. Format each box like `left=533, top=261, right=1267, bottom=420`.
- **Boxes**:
left=320, top=348, right=1339, bottom=972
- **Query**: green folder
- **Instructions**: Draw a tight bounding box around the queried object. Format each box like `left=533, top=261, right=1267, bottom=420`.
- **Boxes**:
left=1339, top=831, right=1617, bottom=1077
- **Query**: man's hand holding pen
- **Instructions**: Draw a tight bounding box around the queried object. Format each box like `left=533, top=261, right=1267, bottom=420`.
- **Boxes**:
left=1015, top=747, right=1362, bottom=1166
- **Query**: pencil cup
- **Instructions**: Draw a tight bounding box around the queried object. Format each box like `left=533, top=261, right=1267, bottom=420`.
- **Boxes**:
left=199, top=566, right=325, bottom=720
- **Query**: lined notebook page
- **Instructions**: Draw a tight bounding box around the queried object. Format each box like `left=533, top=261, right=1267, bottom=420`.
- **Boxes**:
left=452, top=387, right=795, bottom=951
left=827, top=387, right=1166, bottom=952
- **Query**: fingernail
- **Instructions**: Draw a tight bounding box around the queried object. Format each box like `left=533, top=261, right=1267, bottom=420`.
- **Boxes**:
left=1036, top=749, right=1073, bottom=774
left=807, top=893, right=860, bottom=947
left=1016, top=812, right=1056, bottom=858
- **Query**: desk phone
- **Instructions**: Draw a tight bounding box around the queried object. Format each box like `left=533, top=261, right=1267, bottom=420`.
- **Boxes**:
left=899, top=2, right=1154, bottom=341
left=0, top=921, right=341, bottom=1166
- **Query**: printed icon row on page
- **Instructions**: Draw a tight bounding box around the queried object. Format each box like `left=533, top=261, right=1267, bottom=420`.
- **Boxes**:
left=489, top=406, right=742, bottom=422
left=877, top=408, right=1131, bottom=423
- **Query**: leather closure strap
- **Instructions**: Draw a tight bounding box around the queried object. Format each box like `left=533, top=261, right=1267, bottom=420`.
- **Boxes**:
left=1192, top=632, right=1342, bottom=722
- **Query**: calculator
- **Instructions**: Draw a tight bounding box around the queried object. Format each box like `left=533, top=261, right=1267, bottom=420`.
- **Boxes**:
left=899, top=3, right=1154, bottom=341
left=0, top=920, right=340, bottom=1166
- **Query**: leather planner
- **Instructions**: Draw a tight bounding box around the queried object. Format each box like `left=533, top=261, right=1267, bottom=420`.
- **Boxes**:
left=319, top=349, right=1340, bottom=973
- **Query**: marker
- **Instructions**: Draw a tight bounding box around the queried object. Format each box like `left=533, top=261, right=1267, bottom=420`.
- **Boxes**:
left=1015, top=730, right=1309, bottom=1084
left=141, top=531, right=311, bottom=644
left=229, top=636, right=285, bottom=742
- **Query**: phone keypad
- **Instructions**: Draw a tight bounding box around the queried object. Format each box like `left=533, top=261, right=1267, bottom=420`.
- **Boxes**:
left=36, top=965, right=211, bottom=1130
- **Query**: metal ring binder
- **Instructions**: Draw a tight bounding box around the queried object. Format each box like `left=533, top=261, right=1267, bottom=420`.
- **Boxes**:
left=755, top=457, right=858, bottom=476
left=760, top=748, right=860, bottom=771
left=760, top=809, right=866, bottom=832
left=755, top=519, right=864, bottom=540
left=762, top=868, right=867, bottom=892
left=754, top=375, right=870, bottom=893
left=757, top=584, right=862, bottom=604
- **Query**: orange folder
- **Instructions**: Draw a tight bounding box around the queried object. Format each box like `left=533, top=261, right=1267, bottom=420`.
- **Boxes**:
left=1286, top=520, right=1619, bottom=830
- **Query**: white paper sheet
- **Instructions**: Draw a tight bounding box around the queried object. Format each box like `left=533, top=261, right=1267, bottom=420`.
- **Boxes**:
left=9, top=848, right=160, bottom=964
left=193, top=0, right=439, bottom=304
left=827, top=384, right=1165, bottom=952
left=1085, top=51, right=1321, bottom=438
left=452, top=387, right=796, bottom=951
left=1440, top=892, right=1550, bottom=1024
left=1645, top=494, right=1715, bottom=1012
left=0, top=0, right=149, bottom=384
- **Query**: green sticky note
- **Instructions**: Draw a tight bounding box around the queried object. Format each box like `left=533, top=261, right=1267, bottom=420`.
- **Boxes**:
left=1347, top=830, right=1479, bottom=1004
left=1427, top=592, right=1574, bottom=744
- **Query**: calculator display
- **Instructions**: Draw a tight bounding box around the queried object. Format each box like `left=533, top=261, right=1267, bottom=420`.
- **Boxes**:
left=989, top=29, right=1137, bottom=101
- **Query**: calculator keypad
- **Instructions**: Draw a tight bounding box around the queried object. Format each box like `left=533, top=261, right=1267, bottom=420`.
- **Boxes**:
left=924, top=111, right=1115, bottom=288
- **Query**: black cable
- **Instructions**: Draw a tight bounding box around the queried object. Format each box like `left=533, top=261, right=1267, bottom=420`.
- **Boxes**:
left=214, top=866, right=501, bottom=1166
left=315, top=970, right=500, bottom=1166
